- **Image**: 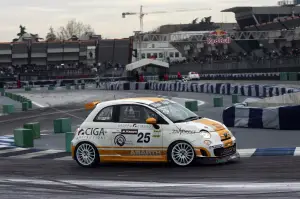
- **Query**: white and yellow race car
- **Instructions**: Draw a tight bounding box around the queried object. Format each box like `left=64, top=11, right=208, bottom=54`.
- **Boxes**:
left=72, top=97, right=240, bottom=167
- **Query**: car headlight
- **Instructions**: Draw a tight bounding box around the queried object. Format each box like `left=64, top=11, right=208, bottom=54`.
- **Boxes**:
left=227, top=130, right=233, bottom=137
left=200, top=130, right=211, bottom=139
left=203, top=140, right=212, bottom=146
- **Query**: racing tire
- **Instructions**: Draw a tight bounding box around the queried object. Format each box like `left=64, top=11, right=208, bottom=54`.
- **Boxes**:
left=74, top=142, right=99, bottom=168
left=168, top=141, right=195, bottom=167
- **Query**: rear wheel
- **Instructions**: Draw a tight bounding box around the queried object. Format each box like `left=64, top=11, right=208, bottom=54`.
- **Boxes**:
left=168, top=141, right=195, bottom=167
left=75, top=142, right=99, bottom=168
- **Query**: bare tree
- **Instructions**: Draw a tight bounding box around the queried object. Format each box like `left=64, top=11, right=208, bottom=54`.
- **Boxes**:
left=46, top=26, right=57, bottom=41
left=56, top=19, right=95, bottom=40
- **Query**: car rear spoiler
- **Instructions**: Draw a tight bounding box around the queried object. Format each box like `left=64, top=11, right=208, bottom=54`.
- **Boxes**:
left=84, top=101, right=101, bottom=110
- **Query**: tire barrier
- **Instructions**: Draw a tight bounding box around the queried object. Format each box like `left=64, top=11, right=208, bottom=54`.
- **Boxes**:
left=223, top=103, right=300, bottom=130
left=100, top=81, right=300, bottom=130
left=24, top=83, right=91, bottom=91
left=5, top=72, right=300, bottom=90
left=99, top=81, right=299, bottom=98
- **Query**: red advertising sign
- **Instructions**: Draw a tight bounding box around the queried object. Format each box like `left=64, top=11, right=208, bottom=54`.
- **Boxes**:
left=207, top=29, right=231, bottom=44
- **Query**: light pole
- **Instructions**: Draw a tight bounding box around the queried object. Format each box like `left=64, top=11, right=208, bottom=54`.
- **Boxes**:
left=133, top=31, right=142, bottom=61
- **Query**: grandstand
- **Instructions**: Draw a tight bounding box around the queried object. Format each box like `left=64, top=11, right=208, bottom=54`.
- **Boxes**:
left=131, top=0, right=300, bottom=75
left=2, top=1, right=300, bottom=82
left=0, top=37, right=131, bottom=81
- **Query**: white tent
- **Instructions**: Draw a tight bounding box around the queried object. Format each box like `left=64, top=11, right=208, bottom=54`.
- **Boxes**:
left=125, top=59, right=169, bottom=71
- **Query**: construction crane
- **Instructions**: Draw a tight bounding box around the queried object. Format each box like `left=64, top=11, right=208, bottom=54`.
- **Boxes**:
left=122, top=5, right=212, bottom=32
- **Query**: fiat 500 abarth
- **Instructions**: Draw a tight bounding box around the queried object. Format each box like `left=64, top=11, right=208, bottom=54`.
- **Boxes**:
left=71, top=97, right=240, bottom=167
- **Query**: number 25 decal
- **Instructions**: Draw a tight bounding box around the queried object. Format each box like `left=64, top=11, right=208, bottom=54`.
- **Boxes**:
left=137, top=132, right=151, bottom=143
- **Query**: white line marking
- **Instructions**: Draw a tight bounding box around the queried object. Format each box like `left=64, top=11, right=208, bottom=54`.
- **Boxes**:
left=0, top=138, right=14, bottom=142
left=46, top=107, right=85, bottom=120
left=9, top=149, right=64, bottom=159
left=237, top=149, right=256, bottom=158
left=5, top=178, right=65, bottom=185
left=0, top=108, right=85, bottom=123
left=0, top=148, right=28, bottom=154
left=294, top=147, right=300, bottom=156
left=54, top=156, right=73, bottom=161
left=2, top=178, right=300, bottom=190
left=0, top=145, right=13, bottom=148
left=31, top=101, right=47, bottom=108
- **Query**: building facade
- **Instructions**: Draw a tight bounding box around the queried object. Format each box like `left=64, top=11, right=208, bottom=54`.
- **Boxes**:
left=132, top=41, right=186, bottom=63
left=0, top=38, right=131, bottom=66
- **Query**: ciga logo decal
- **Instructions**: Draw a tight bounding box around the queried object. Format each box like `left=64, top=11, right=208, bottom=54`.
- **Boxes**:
left=78, top=129, right=85, bottom=135
left=77, top=128, right=107, bottom=139
left=114, top=134, right=126, bottom=146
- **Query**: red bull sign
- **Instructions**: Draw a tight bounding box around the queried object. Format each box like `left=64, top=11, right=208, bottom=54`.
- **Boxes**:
left=207, top=29, right=231, bottom=45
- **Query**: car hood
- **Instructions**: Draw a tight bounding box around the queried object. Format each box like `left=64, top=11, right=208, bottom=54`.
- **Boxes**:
left=175, top=117, right=226, bottom=132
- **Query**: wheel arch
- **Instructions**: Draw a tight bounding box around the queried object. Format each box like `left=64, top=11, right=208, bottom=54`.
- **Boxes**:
left=167, top=139, right=195, bottom=161
left=74, top=141, right=99, bottom=158
left=74, top=141, right=100, bottom=168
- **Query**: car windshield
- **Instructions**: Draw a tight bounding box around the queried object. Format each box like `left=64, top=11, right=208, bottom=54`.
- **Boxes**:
left=150, top=100, right=201, bottom=123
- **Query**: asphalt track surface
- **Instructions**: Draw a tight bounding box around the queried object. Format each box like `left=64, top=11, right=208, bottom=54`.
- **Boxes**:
left=1, top=157, right=300, bottom=198
left=1, top=89, right=300, bottom=198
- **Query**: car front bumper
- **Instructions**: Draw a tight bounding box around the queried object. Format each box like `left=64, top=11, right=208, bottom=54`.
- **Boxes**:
left=196, top=152, right=240, bottom=165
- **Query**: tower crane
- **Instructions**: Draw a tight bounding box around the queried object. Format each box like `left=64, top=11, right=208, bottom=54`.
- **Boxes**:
left=122, top=5, right=212, bottom=32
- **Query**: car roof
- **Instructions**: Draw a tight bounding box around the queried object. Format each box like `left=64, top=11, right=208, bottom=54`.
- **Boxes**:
left=99, top=97, right=166, bottom=106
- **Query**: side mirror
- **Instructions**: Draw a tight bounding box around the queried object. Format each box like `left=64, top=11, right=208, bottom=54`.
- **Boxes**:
left=146, top=117, right=157, bottom=125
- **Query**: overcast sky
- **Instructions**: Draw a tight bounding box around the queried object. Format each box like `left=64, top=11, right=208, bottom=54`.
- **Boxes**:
left=0, top=0, right=278, bottom=41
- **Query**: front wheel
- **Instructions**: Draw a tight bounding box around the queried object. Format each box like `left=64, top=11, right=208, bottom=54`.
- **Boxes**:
left=75, top=142, right=99, bottom=168
left=169, top=141, right=195, bottom=167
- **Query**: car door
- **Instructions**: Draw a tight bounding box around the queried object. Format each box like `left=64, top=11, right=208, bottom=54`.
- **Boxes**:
left=84, top=105, right=117, bottom=162
left=113, top=104, right=167, bottom=162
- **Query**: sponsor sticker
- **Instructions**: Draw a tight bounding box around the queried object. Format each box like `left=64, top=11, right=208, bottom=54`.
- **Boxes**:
left=77, top=128, right=107, bottom=139
left=152, top=129, right=161, bottom=138
left=121, top=129, right=138, bottom=134
left=130, top=150, right=161, bottom=156
left=113, top=134, right=133, bottom=146
left=117, top=123, right=150, bottom=128
left=171, top=128, right=200, bottom=135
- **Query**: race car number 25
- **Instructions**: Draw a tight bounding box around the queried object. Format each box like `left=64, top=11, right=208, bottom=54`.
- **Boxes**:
left=137, top=132, right=151, bottom=143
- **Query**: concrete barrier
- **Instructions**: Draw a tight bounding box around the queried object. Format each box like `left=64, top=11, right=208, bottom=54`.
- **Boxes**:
left=22, top=102, right=28, bottom=111
left=65, top=132, right=74, bottom=152
left=232, top=94, right=239, bottom=104
left=0, top=88, right=4, bottom=96
left=48, top=85, right=55, bottom=90
left=14, top=128, right=34, bottom=148
left=23, top=122, right=40, bottom=139
left=27, top=100, right=32, bottom=109
left=213, top=97, right=223, bottom=107
left=11, top=93, right=17, bottom=101
left=54, top=118, right=71, bottom=134
left=185, top=101, right=198, bottom=111
left=3, top=104, right=14, bottom=114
